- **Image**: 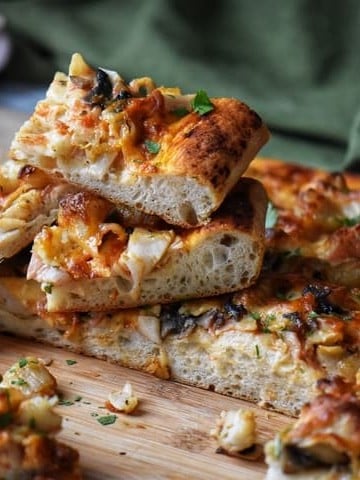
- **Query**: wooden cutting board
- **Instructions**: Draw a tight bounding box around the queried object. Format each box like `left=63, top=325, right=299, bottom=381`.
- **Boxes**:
left=0, top=335, right=292, bottom=480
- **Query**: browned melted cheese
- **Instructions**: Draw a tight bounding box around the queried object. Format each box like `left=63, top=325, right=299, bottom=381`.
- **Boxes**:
left=246, top=158, right=360, bottom=287
left=266, top=378, right=360, bottom=476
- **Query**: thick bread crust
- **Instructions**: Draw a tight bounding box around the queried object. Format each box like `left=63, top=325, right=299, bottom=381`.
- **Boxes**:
left=10, top=53, right=270, bottom=227
left=30, top=178, right=267, bottom=312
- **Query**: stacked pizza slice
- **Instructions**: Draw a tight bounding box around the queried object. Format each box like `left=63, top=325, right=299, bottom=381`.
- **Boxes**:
left=1, top=52, right=360, bottom=436
left=0, top=54, right=273, bottom=389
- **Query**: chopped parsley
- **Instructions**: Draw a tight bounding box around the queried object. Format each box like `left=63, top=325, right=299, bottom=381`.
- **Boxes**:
left=11, top=378, right=28, bottom=387
left=265, top=202, right=278, bottom=229
left=58, top=398, right=75, bottom=406
left=338, top=214, right=360, bottom=227
left=249, top=311, right=261, bottom=321
left=191, top=90, right=214, bottom=115
left=144, top=140, right=160, bottom=154
left=97, top=414, right=117, bottom=426
left=43, top=283, right=53, bottom=294
left=18, top=358, right=28, bottom=368
left=255, top=344, right=261, bottom=358
left=65, top=359, right=77, bottom=366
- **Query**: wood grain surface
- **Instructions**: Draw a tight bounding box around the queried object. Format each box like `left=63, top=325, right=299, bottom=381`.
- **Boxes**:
left=0, top=335, right=292, bottom=480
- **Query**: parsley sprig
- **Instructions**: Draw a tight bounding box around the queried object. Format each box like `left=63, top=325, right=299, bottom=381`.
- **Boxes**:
left=191, top=90, right=214, bottom=115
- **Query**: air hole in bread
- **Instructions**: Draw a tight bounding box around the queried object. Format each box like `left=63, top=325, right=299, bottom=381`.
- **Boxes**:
left=220, top=234, right=239, bottom=247
left=177, top=201, right=198, bottom=226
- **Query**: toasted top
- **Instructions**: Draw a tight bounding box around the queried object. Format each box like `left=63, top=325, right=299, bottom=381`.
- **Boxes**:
left=10, top=53, right=269, bottom=227
left=246, top=158, right=360, bottom=287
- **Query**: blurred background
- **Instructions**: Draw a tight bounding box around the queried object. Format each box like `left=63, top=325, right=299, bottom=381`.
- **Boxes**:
left=0, top=0, right=359, bottom=170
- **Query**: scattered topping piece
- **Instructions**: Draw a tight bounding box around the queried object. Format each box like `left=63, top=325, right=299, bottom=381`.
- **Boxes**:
left=0, top=359, right=82, bottom=479
left=144, top=139, right=161, bottom=154
left=0, top=356, right=57, bottom=396
left=191, top=90, right=214, bottom=115
left=66, top=359, right=78, bottom=366
left=97, top=414, right=117, bottom=426
left=17, top=395, right=62, bottom=433
left=106, top=382, right=139, bottom=414
left=210, top=409, right=261, bottom=459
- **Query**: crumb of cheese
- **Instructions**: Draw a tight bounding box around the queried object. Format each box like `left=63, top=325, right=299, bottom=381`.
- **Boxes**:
left=107, top=381, right=138, bottom=414
left=210, top=408, right=257, bottom=455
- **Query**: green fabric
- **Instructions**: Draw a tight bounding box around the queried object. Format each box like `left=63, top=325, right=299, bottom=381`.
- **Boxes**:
left=1, top=0, right=360, bottom=171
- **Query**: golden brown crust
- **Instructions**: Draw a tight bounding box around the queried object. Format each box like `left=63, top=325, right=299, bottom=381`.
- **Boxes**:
left=163, top=98, right=267, bottom=188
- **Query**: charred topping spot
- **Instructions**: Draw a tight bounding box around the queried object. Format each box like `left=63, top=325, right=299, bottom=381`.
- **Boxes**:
left=283, top=311, right=317, bottom=337
left=115, top=90, right=132, bottom=100
left=303, top=284, right=347, bottom=316
left=224, top=301, right=247, bottom=319
left=282, top=444, right=349, bottom=474
left=160, top=304, right=197, bottom=338
left=84, top=68, right=113, bottom=108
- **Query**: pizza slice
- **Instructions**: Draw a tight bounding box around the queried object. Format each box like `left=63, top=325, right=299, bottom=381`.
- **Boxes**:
left=246, top=158, right=360, bottom=288
left=10, top=53, right=270, bottom=228
left=0, top=268, right=359, bottom=417
left=265, top=377, right=360, bottom=479
left=0, top=159, right=75, bottom=260
left=0, top=357, right=82, bottom=479
left=26, top=177, right=267, bottom=312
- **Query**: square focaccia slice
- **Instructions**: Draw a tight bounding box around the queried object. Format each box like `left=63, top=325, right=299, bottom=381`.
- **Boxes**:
left=10, top=53, right=269, bottom=228
left=27, top=177, right=267, bottom=312
left=0, top=270, right=359, bottom=417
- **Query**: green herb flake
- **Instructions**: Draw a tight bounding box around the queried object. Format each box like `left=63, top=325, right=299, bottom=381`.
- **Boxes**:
left=338, top=214, right=360, bottom=227
left=97, top=414, right=117, bottom=426
left=66, top=359, right=77, bottom=366
left=172, top=107, right=189, bottom=117
left=255, top=344, right=261, bottom=358
left=18, top=358, right=28, bottom=369
left=144, top=140, right=160, bottom=154
left=43, top=283, right=53, bottom=294
left=74, top=396, right=83, bottom=402
left=265, top=202, right=278, bottom=229
left=11, top=378, right=28, bottom=387
left=308, top=311, right=318, bottom=320
left=249, top=311, right=261, bottom=321
left=58, top=399, right=75, bottom=406
left=191, top=90, right=214, bottom=116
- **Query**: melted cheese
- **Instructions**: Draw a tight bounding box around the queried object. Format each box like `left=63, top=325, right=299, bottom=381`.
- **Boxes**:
left=29, top=192, right=176, bottom=301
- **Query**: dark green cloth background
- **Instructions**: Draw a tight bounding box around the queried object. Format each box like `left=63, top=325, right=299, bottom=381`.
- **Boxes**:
left=1, top=0, right=360, bottom=171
